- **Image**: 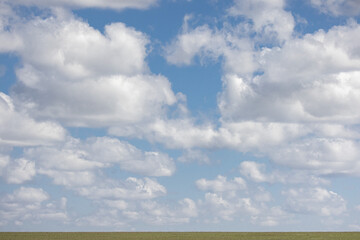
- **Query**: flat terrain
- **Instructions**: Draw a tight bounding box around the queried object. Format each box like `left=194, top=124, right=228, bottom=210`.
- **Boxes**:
left=0, top=232, right=360, bottom=240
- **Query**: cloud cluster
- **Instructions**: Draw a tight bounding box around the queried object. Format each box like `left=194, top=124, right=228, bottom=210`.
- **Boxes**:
left=165, top=19, right=257, bottom=75
left=163, top=4, right=360, bottom=178
left=0, top=187, right=68, bottom=226
left=195, top=174, right=288, bottom=226
left=0, top=0, right=359, bottom=230
left=194, top=165, right=347, bottom=227
left=239, top=161, right=329, bottom=185
left=228, top=0, right=294, bottom=42
left=0, top=2, right=185, bottom=229
left=78, top=197, right=197, bottom=228
left=0, top=93, right=66, bottom=146
left=0, top=158, right=36, bottom=184
left=219, top=23, right=360, bottom=123
left=12, top=135, right=182, bottom=228
left=283, top=187, right=347, bottom=216
left=25, top=137, right=175, bottom=181
left=4, top=12, right=177, bottom=127
left=311, top=0, right=360, bottom=16
left=196, top=175, right=246, bottom=193
left=1, top=0, right=158, bottom=11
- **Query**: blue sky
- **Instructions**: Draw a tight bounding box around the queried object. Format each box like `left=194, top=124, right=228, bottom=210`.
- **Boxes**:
left=1, top=0, right=360, bottom=232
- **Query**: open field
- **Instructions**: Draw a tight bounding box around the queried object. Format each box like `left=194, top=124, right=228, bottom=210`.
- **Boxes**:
left=0, top=232, right=360, bottom=240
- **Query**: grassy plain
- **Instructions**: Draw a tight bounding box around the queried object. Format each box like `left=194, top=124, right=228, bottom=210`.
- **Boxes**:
left=1, top=232, right=360, bottom=240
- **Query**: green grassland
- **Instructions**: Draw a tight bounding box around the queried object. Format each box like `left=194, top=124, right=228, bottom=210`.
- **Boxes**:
left=0, top=232, right=360, bottom=240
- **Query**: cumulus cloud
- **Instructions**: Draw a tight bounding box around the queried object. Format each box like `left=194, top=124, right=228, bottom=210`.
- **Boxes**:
left=219, top=23, right=360, bottom=123
left=109, top=118, right=218, bottom=149
left=228, top=0, right=295, bottom=42
left=283, top=187, right=347, bottom=216
left=165, top=23, right=226, bottom=66
left=20, top=136, right=174, bottom=190
left=177, top=149, right=210, bottom=163
left=77, top=177, right=167, bottom=200
left=1, top=158, right=36, bottom=184
left=1, top=0, right=158, bottom=11
left=239, top=161, right=270, bottom=183
left=0, top=187, right=68, bottom=226
left=78, top=197, right=197, bottom=228
left=21, top=137, right=172, bottom=211
left=1, top=0, right=360, bottom=230
left=162, top=4, right=360, bottom=181
left=14, top=18, right=149, bottom=77
left=25, top=137, right=175, bottom=181
left=196, top=175, right=246, bottom=193
left=239, top=161, right=330, bottom=185
left=194, top=175, right=290, bottom=225
left=0, top=92, right=66, bottom=146
left=0, top=3, right=22, bottom=53
left=83, top=137, right=175, bottom=176
left=200, top=193, right=261, bottom=221
left=269, top=138, right=360, bottom=176
left=0, top=8, right=178, bottom=127
left=310, top=0, right=360, bottom=16
left=137, top=198, right=197, bottom=224
left=110, top=118, right=312, bottom=153
left=165, top=18, right=257, bottom=75
left=165, top=13, right=360, bottom=177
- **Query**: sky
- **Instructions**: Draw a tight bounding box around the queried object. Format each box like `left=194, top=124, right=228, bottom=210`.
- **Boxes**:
left=1, top=0, right=360, bottom=232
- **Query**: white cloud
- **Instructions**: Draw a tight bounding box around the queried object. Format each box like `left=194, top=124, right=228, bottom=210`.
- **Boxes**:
left=239, top=161, right=331, bottom=185
left=137, top=198, right=197, bottom=224
left=251, top=206, right=288, bottom=227
left=164, top=7, right=360, bottom=179
left=179, top=198, right=198, bottom=218
left=15, top=19, right=149, bottom=77
left=177, top=149, right=210, bottom=164
left=76, top=208, right=126, bottom=229
left=1, top=0, right=158, bottom=11
left=194, top=176, right=293, bottom=226
left=104, top=200, right=128, bottom=210
left=283, top=187, right=347, bottom=216
left=196, top=175, right=246, bottom=193
left=77, top=177, right=167, bottom=200
left=270, top=138, right=360, bottom=176
left=0, top=92, right=66, bottom=146
left=0, top=187, right=68, bottom=226
left=0, top=9, right=178, bottom=127
left=200, top=193, right=261, bottom=221
left=162, top=10, right=360, bottom=180
left=0, top=154, right=9, bottom=172
left=228, top=0, right=295, bottom=42
left=165, top=19, right=257, bottom=75
left=311, top=0, right=360, bottom=16
left=84, top=137, right=175, bottom=176
left=165, top=23, right=225, bottom=66
left=219, top=23, right=360, bottom=123
left=5, top=187, right=49, bottom=203
left=109, top=118, right=218, bottom=149
left=25, top=137, right=175, bottom=180
left=202, top=192, right=237, bottom=221
left=111, top=119, right=307, bottom=152
left=0, top=3, right=22, bottom=53
left=78, top=197, right=197, bottom=228
left=239, top=161, right=269, bottom=183
left=1, top=158, right=36, bottom=184
left=166, top=0, right=295, bottom=70
left=18, top=136, right=173, bottom=223
left=39, top=169, right=97, bottom=187
left=218, top=121, right=308, bottom=152
left=195, top=176, right=288, bottom=224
